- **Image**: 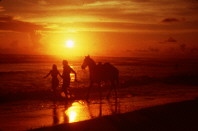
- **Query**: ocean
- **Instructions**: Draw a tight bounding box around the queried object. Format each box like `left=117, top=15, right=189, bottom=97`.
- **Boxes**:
left=0, top=54, right=198, bottom=130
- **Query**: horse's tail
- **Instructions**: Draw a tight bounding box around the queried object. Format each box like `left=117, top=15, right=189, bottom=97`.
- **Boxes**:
left=114, top=68, right=119, bottom=87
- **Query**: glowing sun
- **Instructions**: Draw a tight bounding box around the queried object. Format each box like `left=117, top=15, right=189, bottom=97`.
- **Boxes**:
left=65, top=40, right=74, bottom=48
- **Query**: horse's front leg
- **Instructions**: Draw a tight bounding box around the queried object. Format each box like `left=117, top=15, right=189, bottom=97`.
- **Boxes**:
left=87, top=81, right=93, bottom=100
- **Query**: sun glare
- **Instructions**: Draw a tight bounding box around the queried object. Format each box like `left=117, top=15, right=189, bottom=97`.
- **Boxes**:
left=65, top=40, right=74, bottom=48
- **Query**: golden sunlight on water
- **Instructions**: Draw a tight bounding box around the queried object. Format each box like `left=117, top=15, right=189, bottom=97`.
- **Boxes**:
left=65, top=101, right=91, bottom=123
left=70, top=73, right=75, bottom=82
left=69, top=65, right=76, bottom=82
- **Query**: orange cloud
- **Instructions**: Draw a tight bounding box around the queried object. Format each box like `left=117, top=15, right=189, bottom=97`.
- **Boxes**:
left=161, top=18, right=180, bottom=23
left=0, top=15, right=47, bottom=32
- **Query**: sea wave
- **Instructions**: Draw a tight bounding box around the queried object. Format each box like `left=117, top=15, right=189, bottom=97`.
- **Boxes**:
left=1, top=73, right=198, bottom=103
left=0, top=71, right=33, bottom=75
left=121, top=73, right=198, bottom=87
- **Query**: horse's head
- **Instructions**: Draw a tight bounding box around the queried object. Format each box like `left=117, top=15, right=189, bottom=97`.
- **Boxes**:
left=81, top=55, right=90, bottom=69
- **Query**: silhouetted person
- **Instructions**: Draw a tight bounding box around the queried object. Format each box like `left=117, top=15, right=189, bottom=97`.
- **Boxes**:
left=62, top=60, right=77, bottom=99
left=44, top=64, right=62, bottom=98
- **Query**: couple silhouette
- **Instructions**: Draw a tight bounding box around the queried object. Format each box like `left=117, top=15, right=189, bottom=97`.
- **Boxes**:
left=44, top=60, right=77, bottom=99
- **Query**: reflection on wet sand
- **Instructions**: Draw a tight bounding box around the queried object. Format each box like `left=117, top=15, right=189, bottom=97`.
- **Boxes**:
left=52, top=97, right=120, bottom=125
left=52, top=104, right=59, bottom=124
left=107, top=97, right=120, bottom=115
left=52, top=101, right=70, bottom=125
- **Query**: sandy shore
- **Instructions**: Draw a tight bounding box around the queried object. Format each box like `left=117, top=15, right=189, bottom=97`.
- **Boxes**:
left=29, top=99, right=198, bottom=131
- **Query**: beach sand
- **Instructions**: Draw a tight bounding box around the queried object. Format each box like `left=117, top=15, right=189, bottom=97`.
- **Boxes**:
left=29, top=99, right=198, bottom=131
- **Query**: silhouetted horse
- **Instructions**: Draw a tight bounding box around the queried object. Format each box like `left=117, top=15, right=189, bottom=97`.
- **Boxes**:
left=81, top=56, right=119, bottom=99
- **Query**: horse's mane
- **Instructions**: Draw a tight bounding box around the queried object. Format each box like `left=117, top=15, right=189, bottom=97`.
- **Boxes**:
left=87, top=57, right=96, bottom=67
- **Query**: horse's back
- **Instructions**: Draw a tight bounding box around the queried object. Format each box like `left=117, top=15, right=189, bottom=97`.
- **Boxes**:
left=98, top=62, right=119, bottom=81
left=104, top=63, right=119, bottom=74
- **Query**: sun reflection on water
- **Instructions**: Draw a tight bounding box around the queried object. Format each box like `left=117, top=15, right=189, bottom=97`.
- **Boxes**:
left=65, top=101, right=91, bottom=123
left=65, top=106, right=77, bottom=123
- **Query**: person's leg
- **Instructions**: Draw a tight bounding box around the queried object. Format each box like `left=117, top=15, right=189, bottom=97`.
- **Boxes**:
left=52, top=79, right=60, bottom=99
left=62, top=79, right=70, bottom=99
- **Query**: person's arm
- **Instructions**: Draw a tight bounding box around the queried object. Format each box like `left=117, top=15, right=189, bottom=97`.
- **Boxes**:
left=43, top=71, right=51, bottom=78
left=58, top=71, right=63, bottom=78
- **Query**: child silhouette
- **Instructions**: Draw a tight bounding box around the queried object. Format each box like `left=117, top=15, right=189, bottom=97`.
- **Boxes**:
left=44, top=64, right=62, bottom=97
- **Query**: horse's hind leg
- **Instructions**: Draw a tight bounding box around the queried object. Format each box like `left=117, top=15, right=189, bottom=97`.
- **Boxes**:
left=112, top=80, right=117, bottom=98
left=107, top=87, right=113, bottom=98
left=107, top=80, right=117, bottom=98
left=98, top=82, right=102, bottom=100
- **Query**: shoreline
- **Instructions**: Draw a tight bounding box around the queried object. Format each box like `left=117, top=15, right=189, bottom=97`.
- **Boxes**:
left=30, top=99, right=198, bottom=131
left=1, top=83, right=198, bottom=103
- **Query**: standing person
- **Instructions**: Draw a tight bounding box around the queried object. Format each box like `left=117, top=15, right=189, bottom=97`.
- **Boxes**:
left=44, top=64, right=62, bottom=98
left=62, top=60, right=77, bottom=99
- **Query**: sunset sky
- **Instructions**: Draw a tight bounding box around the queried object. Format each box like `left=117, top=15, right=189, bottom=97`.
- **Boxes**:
left=0, top=0, right=198, bottom=57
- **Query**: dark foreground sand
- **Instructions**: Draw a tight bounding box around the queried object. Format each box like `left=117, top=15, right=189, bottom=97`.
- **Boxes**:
left=30, top=99, right=198, bottom=131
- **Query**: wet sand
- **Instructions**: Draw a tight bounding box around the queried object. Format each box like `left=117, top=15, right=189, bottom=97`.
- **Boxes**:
left=29, top=99, right=198, bottom=131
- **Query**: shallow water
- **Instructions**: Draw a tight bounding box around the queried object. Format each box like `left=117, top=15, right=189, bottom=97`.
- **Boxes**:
left=0, top=55, right=198, bottom=96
